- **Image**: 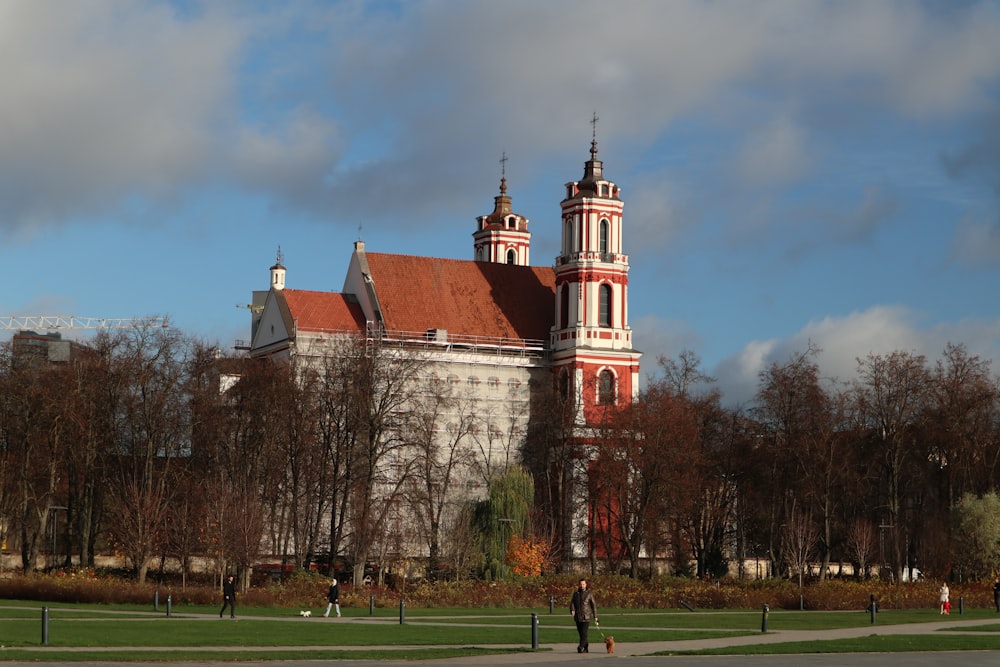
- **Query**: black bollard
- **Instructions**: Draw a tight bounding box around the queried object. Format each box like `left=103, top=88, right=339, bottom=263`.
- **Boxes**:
left=869, top=595, right=877, bottom=625
left=549, top=595, right=554, bottom=614
left=154, top=590, right=159, bottom=611
left=800, top=594, right=804, bottom=610
left=166, top=594, right=172, bottom=617
left=41, top=606, right=49, bottom=646
left=369, top=595, right=375, bottom=616
left=531, top=613, right=539, bottom=649
left=761, top=603, right=769, bottom=633
left=399, top=599, right=405, bottom=625
left=960, top=596, right=964, bottom=615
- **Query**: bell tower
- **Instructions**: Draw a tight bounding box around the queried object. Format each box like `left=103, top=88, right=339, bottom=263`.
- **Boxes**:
left=473, top=153, right=531, bottom=265
left=551, top=120, right=640, bottom=424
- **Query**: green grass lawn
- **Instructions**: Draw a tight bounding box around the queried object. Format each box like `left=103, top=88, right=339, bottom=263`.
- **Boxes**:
left=3, top=600, right=1000, bottom=662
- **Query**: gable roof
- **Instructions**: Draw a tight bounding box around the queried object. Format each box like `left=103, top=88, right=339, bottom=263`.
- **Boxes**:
left=364, top=253, right=556, bottom=342
left=280, top=289, right=366, bottom=334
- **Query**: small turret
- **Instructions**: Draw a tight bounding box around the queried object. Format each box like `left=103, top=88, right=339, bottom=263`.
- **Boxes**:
left=473, top=153, right=531, bottom=265
left=270, top=247, right=286, bottom=291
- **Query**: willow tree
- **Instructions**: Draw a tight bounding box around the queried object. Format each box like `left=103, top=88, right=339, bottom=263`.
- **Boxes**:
left=472, top=466, right=534, bottom=580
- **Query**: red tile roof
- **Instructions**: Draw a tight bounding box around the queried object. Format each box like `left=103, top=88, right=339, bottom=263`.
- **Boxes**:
left=281, top=290, right=366, bottom=333
left=366, top=254, right=555, bottom=342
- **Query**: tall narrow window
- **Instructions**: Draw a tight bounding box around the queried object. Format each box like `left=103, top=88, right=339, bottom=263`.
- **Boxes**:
left=599, top=283, right=612, bottom=327
left=559, top=369, right=570, bottom=399
left=598, top=370, right=615, bottom=405
left=560, top=284, right=570, bottom=329
left=599, top=219, right=609, bottom=254
left=506, top=249, right=516, bottom=265
left=563, top=219, right=573, bottom=255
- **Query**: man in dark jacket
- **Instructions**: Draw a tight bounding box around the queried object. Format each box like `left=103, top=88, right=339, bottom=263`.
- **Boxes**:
left=570, top=579, right=598, bottom=653
left=220, top=574, right=236, bottom=618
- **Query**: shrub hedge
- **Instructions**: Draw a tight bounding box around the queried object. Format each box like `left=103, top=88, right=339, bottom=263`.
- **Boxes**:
left=0, top=569, right=996, bottom=612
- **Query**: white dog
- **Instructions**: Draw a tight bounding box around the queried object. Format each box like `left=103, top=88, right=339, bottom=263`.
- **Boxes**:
left=299, top=610, right=312, bottom=617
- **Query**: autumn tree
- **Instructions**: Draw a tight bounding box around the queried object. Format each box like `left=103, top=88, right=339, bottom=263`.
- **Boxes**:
left=0, top=340, right=70, bottom=570
left=520, top=383, right=579, bottom=569
left=852, top=350, right=931, bottom=581
left=925, top=343, right=1000, bottom=503
left=591, top=381, right=699, bottom=577
left=102, top=326, right=191, bottom=584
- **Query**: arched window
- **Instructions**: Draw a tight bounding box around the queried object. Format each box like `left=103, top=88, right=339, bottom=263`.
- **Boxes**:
left=560, top=284, right=570, bottom=329
left=598, top=370, right=615, bottom=405
left=506, top=248, right=516, bottom=265
left=599, top=283, right=612, bottom=327
left=599, top=219, right=609, bottom=254
left=563, top=219, right=573, bottom=255
left=476, top=246, right=484, bottom=261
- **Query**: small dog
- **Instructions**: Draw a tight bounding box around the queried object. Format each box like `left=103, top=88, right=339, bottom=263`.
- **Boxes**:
left=299, top=610, right=312, bottom=617
left=604, top=636, right=615, bottom=653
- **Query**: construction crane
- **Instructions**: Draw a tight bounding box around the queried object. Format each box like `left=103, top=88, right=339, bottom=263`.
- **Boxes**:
left=0, top=315, right=169, bottom=330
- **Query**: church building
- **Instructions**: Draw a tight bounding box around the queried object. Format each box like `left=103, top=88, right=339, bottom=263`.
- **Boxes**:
left=246, top=136, right=641, bottom=561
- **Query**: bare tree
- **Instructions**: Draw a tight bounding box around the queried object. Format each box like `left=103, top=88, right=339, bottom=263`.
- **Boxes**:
left=404, top=375, right=477, bottom=578
left=846, top=517, right=876, bottom=579
left=342, top=338, right=428, bottom=585
left=783, top=508, right=818, bottom=591
left=103, top=326, right=191, bottom=584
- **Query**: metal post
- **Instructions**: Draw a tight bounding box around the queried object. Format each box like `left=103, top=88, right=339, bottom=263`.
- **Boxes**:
left=549, top=596, right=554, bottom=614
left=166, top=595, right=172, bottom=617
left=869, top=595, right=877, bottom=624
left=531, top=613, right=539, bottom=649
left=761, top=603, right=768, bottom=633
left=960, top=596, right=964, bottom=615
left=154, top=590, right=159, bottom=611
left=41, top=607, right=49, bottom=646
left=800, top=594, right=804, bottom=610
left=369, top=595, right=375, bottom=616
left=399, top=599, right=405, bottom=624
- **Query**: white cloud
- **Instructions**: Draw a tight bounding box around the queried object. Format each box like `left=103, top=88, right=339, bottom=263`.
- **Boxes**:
left=0, top=1, right=342, bottom=234
left=4, top=0, right=1000, bottom=245
left=711, top=306, right=1000, bottom=406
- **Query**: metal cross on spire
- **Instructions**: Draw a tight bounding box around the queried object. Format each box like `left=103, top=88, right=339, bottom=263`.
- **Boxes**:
left=499, top=151, right=508, bottom=194
left=590, top=112, right=599, bottom=158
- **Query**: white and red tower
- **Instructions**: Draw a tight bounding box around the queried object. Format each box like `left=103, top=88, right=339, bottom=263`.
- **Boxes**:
left=551, top=132, right=641, bottom=425
left=473, top=154, right=531, bottom=265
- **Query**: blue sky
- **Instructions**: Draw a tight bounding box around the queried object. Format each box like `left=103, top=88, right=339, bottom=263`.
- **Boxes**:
left=3, top=0, right=1000, bottom=405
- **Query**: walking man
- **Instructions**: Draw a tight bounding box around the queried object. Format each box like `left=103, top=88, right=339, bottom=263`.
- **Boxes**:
left=220, top=574, right=237, bottom=619
left=570, top=579, right=598, bottom=653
